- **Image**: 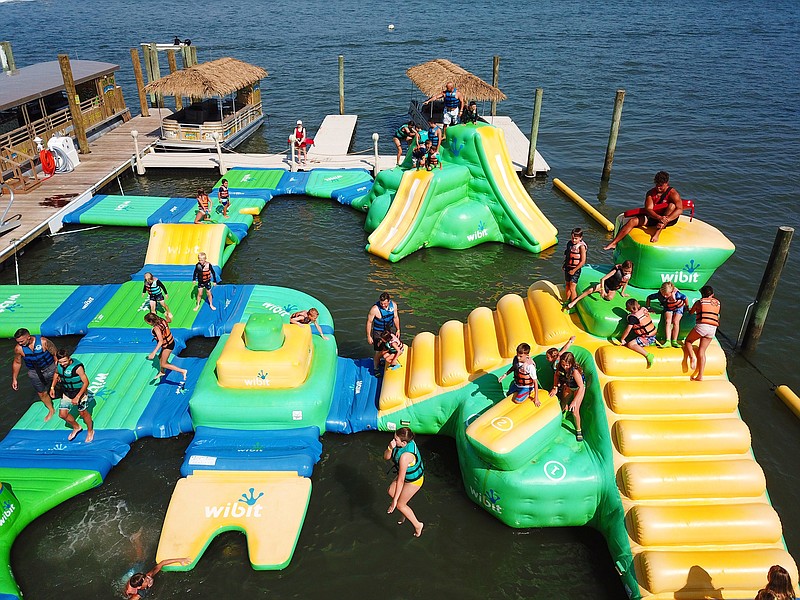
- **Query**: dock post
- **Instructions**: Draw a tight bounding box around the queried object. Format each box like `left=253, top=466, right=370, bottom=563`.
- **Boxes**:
left=58, top=54, right=90, bottom=155
left=166, top=50, right=182, bottom=111
left=289, top=135, right=297, bottom=172
left=213, top=134, right=227, bottom=175
left=130, top=48, right=150, bottom=118
left=601, top=89, right=625, bottom=182
left=131, top=130, right=145, bottom=175
left=491, top=55, right=500, bottom=117
left=372, top=133, right=380, bottom=176
left=0, top=41, right=15, bottom=73
left=338, top=55, right=345, bottom=115
left=741, top=226, right=794, bottom=354
left=525, top=88, right=543, bottom=178
left=149, top=42, right=163, bottom=108
left=142, top=44, right=155, bottom=107
left=190, top=46, right=198, bottom=67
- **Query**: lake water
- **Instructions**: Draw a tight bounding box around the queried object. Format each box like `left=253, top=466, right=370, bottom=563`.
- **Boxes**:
left=1, top=0, right=798, bottom=598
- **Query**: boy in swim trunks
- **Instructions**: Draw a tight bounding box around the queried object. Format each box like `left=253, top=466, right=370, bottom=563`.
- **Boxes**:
left=192, top=252, right=217, bottom=311
left=50, top=349, right=94, bottom=442
left=617, top=299, right=658, bottom=368
left=684, top=285, right=720, bottom=381
left=411, top=140, right=430, bottom=169
left=217, top=179, right=230, bottom=218
left=566, top=260, right=633, bottom=310
left=498, top=343, right=540, bottom=405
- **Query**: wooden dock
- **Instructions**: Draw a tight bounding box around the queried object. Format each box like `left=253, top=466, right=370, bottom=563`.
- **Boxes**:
left=0, top=112, right=165, bottom=267
left=306, top=114, right=358, bottom=160
left=485, top=116, right=550, bottom=174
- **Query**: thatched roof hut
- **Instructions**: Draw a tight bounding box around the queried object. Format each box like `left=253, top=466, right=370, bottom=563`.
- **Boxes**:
left=406, top=59, right=506, bottom=102
left=144, top=57, right=268, bottom=98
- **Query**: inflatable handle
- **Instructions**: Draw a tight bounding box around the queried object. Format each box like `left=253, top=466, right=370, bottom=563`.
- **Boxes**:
left=623, top=199, right=695, bottom=222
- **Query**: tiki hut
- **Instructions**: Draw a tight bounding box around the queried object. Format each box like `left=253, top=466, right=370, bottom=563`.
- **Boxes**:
left=406, top=59, right=506, bottom=103
left=144, top=57, right=268, bottom=149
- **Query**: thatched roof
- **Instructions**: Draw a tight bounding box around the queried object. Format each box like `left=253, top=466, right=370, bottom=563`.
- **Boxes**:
left=406, top=59, right=506, bottom=102
left=143, top=57, right=267, bottom=98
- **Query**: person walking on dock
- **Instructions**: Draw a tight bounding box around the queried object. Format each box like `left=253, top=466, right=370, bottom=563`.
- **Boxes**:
left=366, top=292, right=400, bottom=375
left=603, top=171, right=683, bottom=250
left=50, top=349, right=94, bottom=442
left=11, top=328, right=57, bottom=421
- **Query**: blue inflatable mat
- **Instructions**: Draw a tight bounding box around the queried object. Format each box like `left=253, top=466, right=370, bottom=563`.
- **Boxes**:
left=0, top=429, right=133, bottom=478
left=131, top=264, right=223, bottom=282
left=135, top=356, right=203, bottom=439
left=327, top=357, right=380, bottom=434
left=201, top=284, right=254, bottom=336
left=181, top=426, right=322, bottom=477
left=332, top=181, right=373, bottom=206
left=75, top=327, right=189, bottom=355
left=147, top=197, right=197, bottom=225
left=277, top=171, right=311, bottom=195
left=61, top=194, right=109, bottom=223
left=41, top=284, right=121, bottom=337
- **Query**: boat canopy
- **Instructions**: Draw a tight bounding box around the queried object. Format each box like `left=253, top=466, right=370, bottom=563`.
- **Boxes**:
left=0, top=60, right=119, bottom=112
left=406, top=59, right=506, bottom=102
left=143, top=57, right=268, bottom=99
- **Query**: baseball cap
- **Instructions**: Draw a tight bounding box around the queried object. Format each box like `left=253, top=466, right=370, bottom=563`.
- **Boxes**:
left=296, top=120, right=303, bottom=125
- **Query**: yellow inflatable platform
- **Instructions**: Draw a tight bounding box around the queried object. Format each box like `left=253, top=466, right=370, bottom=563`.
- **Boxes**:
left=156, top=470, right=312, bottom=571
left=143, top=223, right=239, bottom=267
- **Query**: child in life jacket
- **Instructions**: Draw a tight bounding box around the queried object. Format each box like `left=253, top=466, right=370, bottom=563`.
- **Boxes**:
left=379, top=329, right=405, bottom=371
left=618, top=298, right=658, bottom=368
left=645, top=281, right=688, bottom=347
left=194, top=189, right=212, bottom=224
left=217, top=179, right=230, bottom=218
left=565, top=260, right=633, bottom=310
left=498, top=343, right=540, bottom=405
left=290, top=308, right=328, bottom=340
left=192, top=252, right=217, bottom=311
left=562, top=228, right=587, bottom=307
left=684, top=285, right=720, bottom=381
left=412, top=140, right=430, bottom=169
left=142, top=272, right=171, bottom=318
left=549, top=351, right=586, bottom=441
left=425, top=145, right=442, bottom=171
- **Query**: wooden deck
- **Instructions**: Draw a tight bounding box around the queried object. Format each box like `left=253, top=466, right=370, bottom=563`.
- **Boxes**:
left=0, top=112, right=166, bottom=267
left=485, top=115, right=550, bottom=174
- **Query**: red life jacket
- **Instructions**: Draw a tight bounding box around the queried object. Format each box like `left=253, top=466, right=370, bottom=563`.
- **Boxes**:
left=153, top=320, right=174, bottom=346
left=197, top=194, right=209, bottom=210
left=563, top=239, right=586, bottom=269
left=513, top=357, right=535, bottom=387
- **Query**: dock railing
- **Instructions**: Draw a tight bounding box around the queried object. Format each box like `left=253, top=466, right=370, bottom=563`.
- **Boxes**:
left=161, top=103, right=263, bottom=145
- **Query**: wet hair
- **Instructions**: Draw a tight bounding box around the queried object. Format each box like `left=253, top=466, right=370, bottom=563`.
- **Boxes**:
left=221, top=179, right=228, bottom=185
left=13, top=328, right=30, bottom=339
left=654, top=171, right=670, bottom=185
left=559, top=352, right=583, bottom=375
left=620, top=260, right=634, bottom=270
left=143, top=313, right=163, bottom=326
left=659, top=281, right=675, bottom=295
left=755, top=590, right=777, bottom=600
left=129, top=573, right=146, bottom=588
left=380, top=329, right=394, bottom=343
left=765, top=565, right=795, bottom=600
left=56, top=348, right=71, bottom=360
left=379, top=292, right=391, bottom=302
left=395, top=426, right=414, bottom=442
left=515, top=343, right=531, bottom=355
left=625, top=298, right=641, bottom=312
left=144, top=272, right=154, bottom=281
left=570, top=227, right=583, bottom=238
left=307, top=308, right=319, bottom=320
left=700, top=285, right=714, bottom=298
left=197, top=188, right=206, bottom=195
left=546, top=348, right=560, bottom=361
left=424, top=139, right=432, bottom=145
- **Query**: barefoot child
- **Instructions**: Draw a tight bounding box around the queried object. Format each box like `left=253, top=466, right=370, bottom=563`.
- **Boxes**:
left=684, top=285, right=720, bottom=381
left=144, top=313, right=187, bottom=383
left=618, top=299, right=658, bottom=368
left=383, top=427, right=424, bottom=538
left=646, top=281, right=688, bottom=347
left=50, top=349, right=94, bottom=443
left=192, top=253, right=217, bottom=311
left=563, top=228, right=587, bottom=306
left=290, top=308, right=328, bottom=340
left=498, top=343, right=540, bottom=405
left=193, top=189, right=212, bottom=224
left=217, top=179, right=230, bottom=218
left=142, top=272, right=171, bottom=317
left=549, top=351, right=585, bottom=441
left=566, top=260, right=633, bottom=310
left=379, top=329, right=405, bottom=371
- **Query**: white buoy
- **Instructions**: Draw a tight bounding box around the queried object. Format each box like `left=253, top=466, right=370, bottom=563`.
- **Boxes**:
left=388, top=24, right=395, bottom=30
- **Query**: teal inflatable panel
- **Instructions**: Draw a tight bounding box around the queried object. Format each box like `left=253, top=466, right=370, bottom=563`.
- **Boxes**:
left=240, top=285, right=334, bottom=332
left=0, top=285, right=79, bottom=338
left=62, top=195, right=195, bottom=226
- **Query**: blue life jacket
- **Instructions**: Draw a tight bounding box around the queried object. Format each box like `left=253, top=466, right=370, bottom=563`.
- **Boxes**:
left=427, top=126, right=440, bottom=148
left=147, top=279, right=162, bottom=296
left=22, top=337, right=55, bottom=370
left=392, top=440, right=424, bottom=482
left=443, top=88, right=459, bottom=109
left=372, top=300, right=396, bottom=332
left=57, top=359, right=85, bottom=394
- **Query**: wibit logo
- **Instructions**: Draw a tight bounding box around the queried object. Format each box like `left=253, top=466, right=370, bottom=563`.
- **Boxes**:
left=88, top=373, right=109, bottom=398
left=469, top=486, right=503, bottom=514
left=242, top=174, right=252, bottom=182
left=448, top=136, right=465, bottom=157
left=114, top=201, right=131, bottom=211
left=0, top=500, right=17, bottom=527
left=137, top=300, right=151, bottom=312
left=660, top=259, right=701, bottom=284
left=324, top=175, right=343, bottom=182
left=244, top=370, right=270, bottom=387
left=237, top=442, right=264, bottom=454
left=0, top=294, right=21, bottom=314
left=261, top=302, right=290, bottom=316
left=466, top=221, right=488, bottom=242
left=204, top=488, right=264, bottom=519
left=81, top=297, right=95, bottom=310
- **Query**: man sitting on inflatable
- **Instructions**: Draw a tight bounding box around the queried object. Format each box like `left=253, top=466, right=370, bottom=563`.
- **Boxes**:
left=604, top=170, right=683, bottom=250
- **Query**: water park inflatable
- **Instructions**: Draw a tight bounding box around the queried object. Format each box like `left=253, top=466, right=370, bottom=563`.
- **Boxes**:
left=0, top=124, right=796, bottom=599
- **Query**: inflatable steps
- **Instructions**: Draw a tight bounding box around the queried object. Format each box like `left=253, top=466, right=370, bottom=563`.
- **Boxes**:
left=327, top=357, right=380, bottom=433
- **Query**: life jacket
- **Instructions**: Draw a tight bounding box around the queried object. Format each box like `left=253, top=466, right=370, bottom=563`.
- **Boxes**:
left=427, top=126, right=440, bottom=148
left=153, top=320, right=174, bottom=347
left=395, top=124, right=411, bottom=138
left=563, top=239, right=586, bottom=270
left=218, top=186, right=229, bottom=201
left=146, top=279, right=162, bottom=296
left=695, top=297, right=721, bottom=326
left=372, top=300, right=396, bottom=332
left=664, top=291, right=686, bottom=312
left=443, top=88, right=459, bottom=109
left=606, top=265, right=631, bottom=291
left=512, top=356, right=535, bottom=388
left=196, top=262, right=213, bottom=284
left=556, top=363, right=583, bottom=389
left=21, top=336, right=55, bottom=370
left=412, top=145, right=427, bottom=160
left=57, top=359, right=85, bottom=394
left=197, top=194, right=209, bottom=211
left=392, top=440, right=424, bottom=482
left=383, top=334, right=404, bottom=355
left=427, top=150, right=439, bottom=165
left=631, top=307, right=657, bottom=338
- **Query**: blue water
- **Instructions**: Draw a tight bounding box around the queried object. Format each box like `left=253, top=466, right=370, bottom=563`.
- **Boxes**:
left=1, top=0, right=799, bottom=598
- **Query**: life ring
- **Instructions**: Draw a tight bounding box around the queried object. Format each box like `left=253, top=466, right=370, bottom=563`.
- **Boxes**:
left=623, top=199, right=695, bottom=221
left=39, top=149, right=56, bottom=176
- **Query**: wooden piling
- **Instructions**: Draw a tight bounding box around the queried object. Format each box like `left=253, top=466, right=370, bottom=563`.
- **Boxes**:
left=166, top=50, right=182, bottom=110
left=190, top=46, right=198, bottom=67
left=741, top=226, right=794, bottom=353
left=338, top=55, right=345, bottom=115
left=149, top=43, right=163, bottom=108
left=491, top=55, right=500, bottom=117
left=0, top=41, right=15, bottom=72
left=601, top=89, right=625, bottom=182
left=525, top=88, right=543, bottom=178
left=58, top=54, right=89, bottom=154
left=142, top=44, right=155, bottom=107
left=130, top=48, right=150, bottom=118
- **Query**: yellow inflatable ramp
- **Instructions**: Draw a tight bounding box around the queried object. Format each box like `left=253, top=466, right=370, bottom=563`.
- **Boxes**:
left=144, top=223, right=238, bottom=267
left=156, top=471, right=312, bottom=570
